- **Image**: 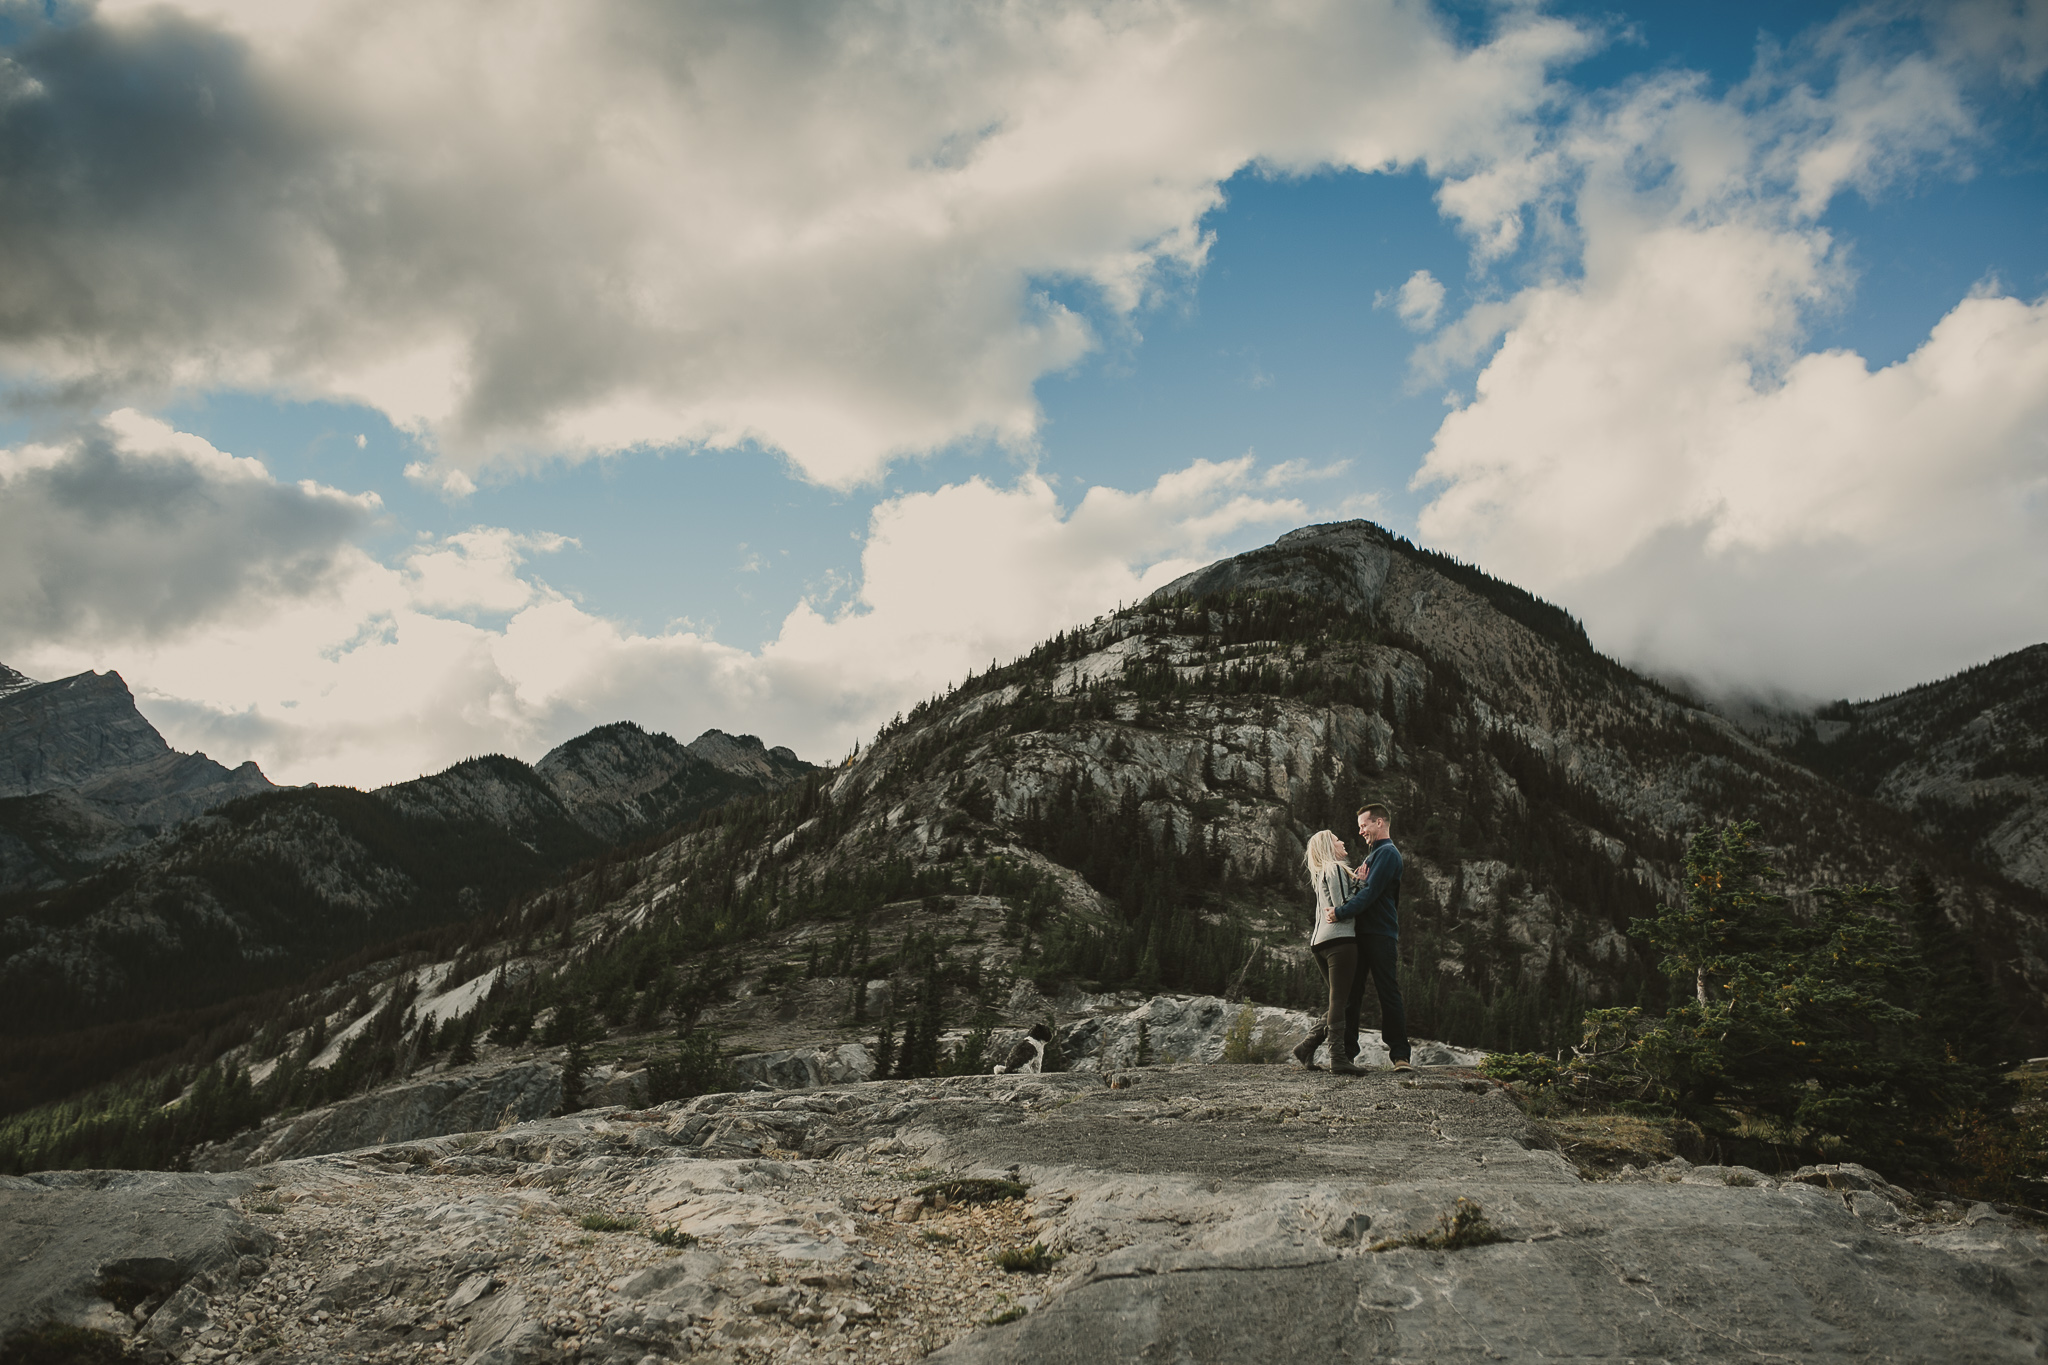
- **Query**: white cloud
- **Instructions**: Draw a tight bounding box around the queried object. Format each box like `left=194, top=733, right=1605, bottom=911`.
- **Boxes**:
left=1411, top=7, right=2048, bottom=700
left=0, top=0, right=1590, bottom=488
left=1377, top=268, right=1446, bottom=330
left=8, top=419, right=1315, bottom=786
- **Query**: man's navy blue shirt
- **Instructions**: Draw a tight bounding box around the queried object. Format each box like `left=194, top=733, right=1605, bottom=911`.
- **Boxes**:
left=1332, top=838, right=1402, bottom=938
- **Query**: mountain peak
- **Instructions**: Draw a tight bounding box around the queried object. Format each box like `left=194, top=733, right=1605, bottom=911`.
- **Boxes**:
left=0, top=662, right=35, bottom=697
left=686, top=728, right=806, bottom=779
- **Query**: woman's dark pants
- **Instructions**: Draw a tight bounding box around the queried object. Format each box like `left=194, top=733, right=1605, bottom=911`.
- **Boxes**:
left=1312, top=933, right=1410, bottom=1064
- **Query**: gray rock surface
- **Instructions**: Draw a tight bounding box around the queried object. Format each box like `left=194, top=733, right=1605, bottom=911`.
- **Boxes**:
left=242, top=1061, right=563, bottom=1165
left=732, top=1042, right=876, bottom=1089
left=3, top=1066, right=2043, bottom=1362
left=0, top=1167, right=273, bottom=1344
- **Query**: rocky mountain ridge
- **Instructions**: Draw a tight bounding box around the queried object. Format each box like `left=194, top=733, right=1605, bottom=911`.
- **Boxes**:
left=0, top=668, right=275, bottom=890
left=0, top=717, right=817, bottom=1109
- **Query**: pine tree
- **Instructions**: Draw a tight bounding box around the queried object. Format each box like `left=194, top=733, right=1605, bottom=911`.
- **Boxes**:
left=872, top=1011, right=897, bottom=1081
left=556, top=1000, right=604, bottom=1112
left=449, top=1014, right=479, bottom=1067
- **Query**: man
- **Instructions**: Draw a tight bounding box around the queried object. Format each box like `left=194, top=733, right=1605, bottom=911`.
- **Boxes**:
left=1325, top=802, right=1411, bottom=1074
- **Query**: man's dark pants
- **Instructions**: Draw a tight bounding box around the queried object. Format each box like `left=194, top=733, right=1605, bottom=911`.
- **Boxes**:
left=1312, top=933, right=1410, bottom=1064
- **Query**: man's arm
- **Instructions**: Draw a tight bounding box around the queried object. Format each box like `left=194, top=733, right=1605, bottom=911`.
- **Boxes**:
left=1332, top=846, right=1397, bottom=922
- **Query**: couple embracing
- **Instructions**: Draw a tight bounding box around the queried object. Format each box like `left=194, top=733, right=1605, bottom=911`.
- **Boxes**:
left=1296, top=801, right=1411, bottom=1076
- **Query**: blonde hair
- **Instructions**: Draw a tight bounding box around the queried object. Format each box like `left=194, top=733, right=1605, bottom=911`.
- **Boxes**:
left=1304, top=829, right=1343, bottom=876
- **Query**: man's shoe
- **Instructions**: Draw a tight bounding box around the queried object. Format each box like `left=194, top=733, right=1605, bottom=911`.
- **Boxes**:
left=1391, top=1059, right=1414, bottom=1073
left=1329, top=1058, right=1366, bottom=1076
left=1292, top=1032, right=1326, bottom=1070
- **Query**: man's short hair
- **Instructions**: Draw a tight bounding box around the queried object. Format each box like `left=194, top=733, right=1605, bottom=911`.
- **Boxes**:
left=1356, top=801, right=1392, bottom=824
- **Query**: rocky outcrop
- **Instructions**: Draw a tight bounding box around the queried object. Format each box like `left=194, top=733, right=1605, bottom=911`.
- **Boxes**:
left=237, top=1062, right=565, bottom=1167
left=733, top=1043, right=876, bottom=1090
left=0, top=1167, right=275, bottom=1348
left=683, top=729, right=810, bottom=786
left=5, top=1065, right=2040, bottom=1363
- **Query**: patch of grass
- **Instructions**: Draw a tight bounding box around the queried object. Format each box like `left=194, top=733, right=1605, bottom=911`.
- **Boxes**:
left=0, top=1323, right=128, bottom=1364
left=649, top=1226, right=697, bottom=1248
left=919, top=1230, right=958, bottom=1245
left=1533, top=1113, right=1690, bottom=1176
left=986, top=1305, right=1028, bottom=1326
left=915, top=1177, right=1029, bottom=1206
left=579, top=1212, right=640, bottom=1233
left=1369, top=1198, right=1505, bottom=1253
left=248, top=1201, right=285, bottom=1215
left=992, top=1242, right=1062, bottom=1274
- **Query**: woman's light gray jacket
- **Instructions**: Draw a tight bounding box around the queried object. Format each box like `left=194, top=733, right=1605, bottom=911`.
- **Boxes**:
left=1309, top=861, right=1358, bottom=947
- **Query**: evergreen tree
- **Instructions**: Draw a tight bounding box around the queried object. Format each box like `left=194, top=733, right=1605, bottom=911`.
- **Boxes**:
left=872, top=1010, right=897, bottom=1081
left=1625, top=823, right=1954, bottom=1166
left=555, top=1000, right=605, bottom=1112
left=449, top=1014, right=479, bottom=1067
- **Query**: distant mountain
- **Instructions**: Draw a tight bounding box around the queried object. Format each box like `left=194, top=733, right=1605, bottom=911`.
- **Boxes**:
left=0, top=714, right=817, bottom=1048
left=532, top=723, right=810, bottom=841
left=1776, top=645, right=2048, bottom=897
left=0, top=668, right=273, bottom=890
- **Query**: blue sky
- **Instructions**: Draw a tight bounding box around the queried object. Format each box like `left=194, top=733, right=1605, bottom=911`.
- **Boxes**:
left=2, top=0, right=2044, bottom=783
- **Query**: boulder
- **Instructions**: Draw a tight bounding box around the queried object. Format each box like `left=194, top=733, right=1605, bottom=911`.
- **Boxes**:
left=732, top=1043, right=876, bottom=1089
left=0, top=1168, right=272, bottom=1344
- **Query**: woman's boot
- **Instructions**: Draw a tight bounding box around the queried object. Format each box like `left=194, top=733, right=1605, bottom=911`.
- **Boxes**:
left=1292, top=1027, right=1327, bottom=1070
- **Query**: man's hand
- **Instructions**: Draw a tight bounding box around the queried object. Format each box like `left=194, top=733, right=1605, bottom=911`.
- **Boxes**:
left=1324, top=908, right=1337, bottom=923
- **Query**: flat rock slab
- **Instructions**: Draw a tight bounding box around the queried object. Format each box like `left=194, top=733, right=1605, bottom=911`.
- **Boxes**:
left=913, top=1065, right=2048, bottom=1364
left=0, top=1168, right=273, bottom=1341
left=920, top=1067, right=1542, bottom=1184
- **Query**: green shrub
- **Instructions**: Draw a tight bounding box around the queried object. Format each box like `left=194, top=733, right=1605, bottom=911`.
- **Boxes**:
left=649, top=1226, right=696, bottom=1248
left=1370, top=1198, right=1503, bottom=1253
left=992, top=1243, right=1062, bottom=1274
left=1479, top=1052, right=1564, bottom=1087
left=579, top=1212, right=639, bottom=1232
left=1221, top=1008, right=1255, bottom=1064
left=914, top=1177, right=1029, bottom=1205
left=646, top=1027, right=737, bottom=1105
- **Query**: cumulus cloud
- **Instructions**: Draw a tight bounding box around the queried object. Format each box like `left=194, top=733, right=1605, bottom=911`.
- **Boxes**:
left=1412, top=5, right=2048, bottom=700
left=0, top=410, right=377, bottom=643
left=11, top=418, right=1313, bottom=786
left=0, top=0, right=1589, bottom=488
left=1378, top=269, right=1446, bottom=330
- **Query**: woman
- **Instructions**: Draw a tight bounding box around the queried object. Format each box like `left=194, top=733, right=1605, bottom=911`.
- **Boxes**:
left=1295, top=829, right=1368, bottom=1075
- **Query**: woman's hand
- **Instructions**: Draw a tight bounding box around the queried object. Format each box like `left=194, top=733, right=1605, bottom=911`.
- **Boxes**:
left=1324, top=908, right=1337, bottom=923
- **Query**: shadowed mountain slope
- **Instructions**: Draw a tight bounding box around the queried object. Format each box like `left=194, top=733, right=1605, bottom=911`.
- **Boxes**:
left=0, top=720, right=817, bottom=1053
left=1781, top=644, right=2048, bottom=897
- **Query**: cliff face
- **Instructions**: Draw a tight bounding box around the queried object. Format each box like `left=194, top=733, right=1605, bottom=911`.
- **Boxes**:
left=0, top=668, right=274, bottom=890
